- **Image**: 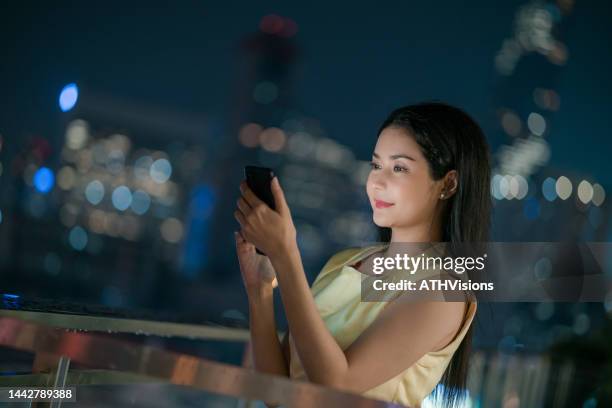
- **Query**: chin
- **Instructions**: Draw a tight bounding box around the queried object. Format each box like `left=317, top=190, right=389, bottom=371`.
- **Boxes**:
left=372, top=213, right=392, bottom=228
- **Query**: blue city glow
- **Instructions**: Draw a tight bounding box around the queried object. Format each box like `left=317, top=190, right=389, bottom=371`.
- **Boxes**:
left=542, top=177, right=557, bottom=201
left=33, top=167, right=55, bottom=194
left=523, top=196, right=541, bottom=220
left=181, top=184, right=216, bottom=278
left=59, top=83, right=79, bottom=112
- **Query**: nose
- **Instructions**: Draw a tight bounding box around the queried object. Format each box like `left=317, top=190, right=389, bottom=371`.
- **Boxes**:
left=369, top=171, right=387, bottom=190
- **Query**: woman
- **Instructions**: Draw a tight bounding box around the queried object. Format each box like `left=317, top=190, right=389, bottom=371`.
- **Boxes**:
left=234, top=101, right=492, bottom=407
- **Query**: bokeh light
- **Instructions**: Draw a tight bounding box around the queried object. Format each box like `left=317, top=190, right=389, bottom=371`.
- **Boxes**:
left=527, top=112, right=546, bottom=136
left=130, top=190, right=151, bottom=215
left=85, top=180, right=105, bottom=205
left=555, top=176, right=572, bottom=200
left=501, top=110, right=522, bottom=137
left=577, top=180, right=593, bottom=204
left=111, top=186, right=133, bottom=211
left=510, top=174, right=528, bottom=199
left=499, top=175, right=511, bottom=199
left=134, top=155, right=153, bottom=180
left=65, top=119, right=89, bottom=150
left=106, top=149, right=125, bottom=174
left=533, top=88, right=560, bottom=111
left=239, top=123, right=263, bottom=148
left=542, top=177, right=557, bottom=201
left=68, top=226, right=88, bottom=251
left=160, top=218, right=184, bottom=243
left=57, top=166, right=76, bottom=190
left=260, top=127, right=286, bottom=152
left=59, top=83, right=79, bottom=112
left=287, top=131, right=316, bottom=158
left=33, top=167, right=55, bottom=194
left=591, top=183, right=605, bottom=206
left=150, top=158, right=172, bottom=183
left=491, top=174, right=504, bottom=200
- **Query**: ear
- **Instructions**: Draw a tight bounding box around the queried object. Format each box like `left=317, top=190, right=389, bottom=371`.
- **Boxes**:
left=442, top=170, right=458, bottom=199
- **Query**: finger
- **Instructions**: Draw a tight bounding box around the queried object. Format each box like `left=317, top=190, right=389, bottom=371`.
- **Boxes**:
left=271, top=176, right=289, bottom=215
left=238, top=229, right=253, bottom=245
left=236, top=196, right=252, bottom=216
left=240, top=180, right=264, bottom=208
left=234, top=231, right=244, bottom=248
left=234, top=210, right=247, bottom=228
left=235, top=230, right=254, bottom=252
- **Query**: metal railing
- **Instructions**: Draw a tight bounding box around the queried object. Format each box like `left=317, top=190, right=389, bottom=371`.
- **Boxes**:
left=0, top=311, right=407, bottom=407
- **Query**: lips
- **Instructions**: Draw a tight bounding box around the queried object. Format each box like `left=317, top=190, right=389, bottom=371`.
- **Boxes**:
left=374, top=199, right=394, bottom=209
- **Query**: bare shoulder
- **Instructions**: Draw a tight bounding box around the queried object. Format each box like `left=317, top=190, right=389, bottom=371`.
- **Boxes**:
left=381, top=290, right=468, bottom=350
left=340, top=289, right=469, bottom=392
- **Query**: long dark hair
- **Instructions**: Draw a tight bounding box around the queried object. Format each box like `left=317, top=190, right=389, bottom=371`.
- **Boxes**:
left=375, top=101, right=492, bottom=407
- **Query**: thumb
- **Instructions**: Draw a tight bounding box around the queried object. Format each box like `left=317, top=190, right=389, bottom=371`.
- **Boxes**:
left=271, top=176, right=289, bottom=215
left=234, top=230, right=254, bottom=253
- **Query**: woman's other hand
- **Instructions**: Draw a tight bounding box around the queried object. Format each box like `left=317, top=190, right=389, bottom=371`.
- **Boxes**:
left=234, top=230, right=278, bottom=294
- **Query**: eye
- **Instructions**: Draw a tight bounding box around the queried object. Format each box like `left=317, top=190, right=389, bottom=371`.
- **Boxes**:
left=394, top=165, right=408, bottom=172
left=369, top=161, right=381, bottom=170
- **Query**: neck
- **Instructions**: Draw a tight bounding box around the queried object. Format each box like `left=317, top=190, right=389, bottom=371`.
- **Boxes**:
left=388, top=223, right=441, bottom=244
left=382, top=222, right=441, bottom=258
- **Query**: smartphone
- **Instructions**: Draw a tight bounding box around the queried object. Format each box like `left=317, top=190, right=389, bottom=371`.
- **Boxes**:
left=244, top=165, right=276, bottom=255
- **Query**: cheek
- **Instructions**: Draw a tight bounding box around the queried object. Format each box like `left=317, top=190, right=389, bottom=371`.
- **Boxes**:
left=392, top=181, right=432, bottom=216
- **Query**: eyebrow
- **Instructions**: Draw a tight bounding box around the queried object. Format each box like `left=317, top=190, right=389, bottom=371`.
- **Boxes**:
left=372, top=152, right=416, bottom=162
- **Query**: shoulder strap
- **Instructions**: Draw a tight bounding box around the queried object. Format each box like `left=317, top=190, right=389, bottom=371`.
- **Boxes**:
left=310, top=245, right=387, bottom=294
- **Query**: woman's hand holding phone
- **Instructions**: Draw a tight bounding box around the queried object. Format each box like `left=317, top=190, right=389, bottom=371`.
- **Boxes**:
left=234, top=176, right=297, bottom=263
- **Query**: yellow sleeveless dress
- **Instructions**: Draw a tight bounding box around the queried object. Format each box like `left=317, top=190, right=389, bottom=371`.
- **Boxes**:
left=288, top=244, right=477, bottom=407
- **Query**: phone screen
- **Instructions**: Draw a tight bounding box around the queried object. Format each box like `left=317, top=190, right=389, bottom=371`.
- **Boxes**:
left=244, top=166, right=276, bottom=256
left=244, top=166, right=276, bottom=210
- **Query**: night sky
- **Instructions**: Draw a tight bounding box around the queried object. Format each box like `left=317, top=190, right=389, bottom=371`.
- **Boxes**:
left=1, top=0, right=610, bottom=184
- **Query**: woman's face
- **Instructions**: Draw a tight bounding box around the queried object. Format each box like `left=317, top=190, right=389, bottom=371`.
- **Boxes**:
left=366, top=126, right=441, bottom=232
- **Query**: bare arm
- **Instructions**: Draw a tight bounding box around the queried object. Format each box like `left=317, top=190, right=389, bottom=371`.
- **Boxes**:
left=247, top=285, right=289, bottom=378
left=270, top=243, right=468, bottom=393
left=248, top=287, right=292, bottom=408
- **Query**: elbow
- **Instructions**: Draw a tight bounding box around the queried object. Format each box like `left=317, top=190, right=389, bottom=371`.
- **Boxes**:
left=309, top=373, right=351, bottom=392
left=253, top=364, right=289, bottom=379
left=305, top=362, right=353, bottom=391
left=311, top=372, right=371, bottom=395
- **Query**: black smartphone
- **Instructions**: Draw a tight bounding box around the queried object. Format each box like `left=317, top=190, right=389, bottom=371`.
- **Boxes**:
left=244, top=165, right=276, bottom=255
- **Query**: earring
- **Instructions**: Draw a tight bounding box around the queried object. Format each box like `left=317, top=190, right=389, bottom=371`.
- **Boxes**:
left=440, top=193, right=445, bottom=199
